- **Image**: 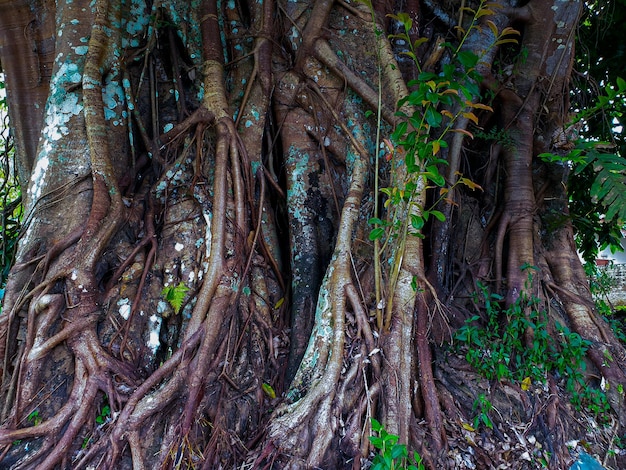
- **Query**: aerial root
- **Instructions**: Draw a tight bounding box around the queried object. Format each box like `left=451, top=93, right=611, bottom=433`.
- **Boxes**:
left=105, top=193, right=158, bottom=361
left=0, top=359, right=96, bottom=469
left=416, top=293, right=447, bottom=453
left=33, top=380, right=100, bottom=470
left=75, top=330, right=204, bottom=466
left=346, top=283, right=380, bottom=377
left=494, top=211, right=511, bottom=292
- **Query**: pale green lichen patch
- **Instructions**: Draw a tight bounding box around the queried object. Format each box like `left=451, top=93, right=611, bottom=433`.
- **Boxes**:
left=73, top=45, right=89, bottom=55
left=126, top=0, right=150, bottom=34
left=285, top=146, right=310, bottom=221
left=162, top=0, right=204, bottom=61
left=29, top=60, right=84, bottom=201
left=286, top=266, right=336, bottom=400
left=102, top=74, right=126, bottom=122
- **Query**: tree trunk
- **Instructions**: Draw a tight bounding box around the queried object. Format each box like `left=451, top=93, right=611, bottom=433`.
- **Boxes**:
left=0, top=0, right=624, bottom=469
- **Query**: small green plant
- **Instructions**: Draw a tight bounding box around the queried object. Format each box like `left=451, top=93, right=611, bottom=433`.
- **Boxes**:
left=96, top=395, right=111, bottom=425
left=81, top=396, right=113, bottom=450
left=161, top=281, right=189, bottom=314
left=585, top=262, right=626, bottom=343
left=554, top=321, right=610, bottom=415
left=455, top=270, right=609, bottom=417
left=472, top=394, right=493, bottom=430
left=610, top=434, right=626, bottom=457
left=369, top=419, right=425, bottom=470
left=27, top=409, right=42, bottom=426
left=365, top=2, right=515, bottom=328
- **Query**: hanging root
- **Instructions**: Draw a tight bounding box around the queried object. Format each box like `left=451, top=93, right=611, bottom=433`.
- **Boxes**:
left=77, top=3, right=261, bottom=466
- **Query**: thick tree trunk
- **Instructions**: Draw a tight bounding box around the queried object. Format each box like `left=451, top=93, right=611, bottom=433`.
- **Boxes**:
left=0, top=0, right=625, bottom=469
left=0, top=0, right=55, bottom=192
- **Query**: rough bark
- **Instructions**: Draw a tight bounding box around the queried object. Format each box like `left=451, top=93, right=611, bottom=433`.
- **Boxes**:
left=0, top=0, right=624, bottom=469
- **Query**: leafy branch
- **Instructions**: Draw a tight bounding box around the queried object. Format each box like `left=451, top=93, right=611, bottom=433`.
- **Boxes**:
left=366, top=3, right=515, bottom=329
left=539, top=76, right=626, bottom=261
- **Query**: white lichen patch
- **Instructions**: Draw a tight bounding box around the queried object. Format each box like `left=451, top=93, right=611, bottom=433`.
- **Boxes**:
left=202, top=211, right=212, bottom=260
left=288, top=27, right=300, bottom=50
left=117, top=298, right=131, bottom=320
left=147, top=314, right=162, bottom=353
left=175, top=242, right=184, bottom=251
left=157, top=300, right=169, bottom=314
left=29, top=156, right=50, bottom=202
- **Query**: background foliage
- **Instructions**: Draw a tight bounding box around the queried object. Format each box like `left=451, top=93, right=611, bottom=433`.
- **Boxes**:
left=570, top=0, right=626, bottom=262
left=0, top=78, right=20, bottom=305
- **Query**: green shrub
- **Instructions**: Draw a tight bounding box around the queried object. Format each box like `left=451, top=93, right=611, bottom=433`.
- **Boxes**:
left=369, top=419, right=425, bottom=470
left=455, top=274, right=609, bottom=417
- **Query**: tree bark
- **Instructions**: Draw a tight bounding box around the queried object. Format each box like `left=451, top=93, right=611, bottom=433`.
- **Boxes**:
left=0, top=0, right=624, bottom=469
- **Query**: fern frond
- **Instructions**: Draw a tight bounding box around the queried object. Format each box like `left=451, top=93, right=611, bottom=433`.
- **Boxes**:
left=585, top=148, right=626, bottom=223
left=161, top=282, right=189, bottom=314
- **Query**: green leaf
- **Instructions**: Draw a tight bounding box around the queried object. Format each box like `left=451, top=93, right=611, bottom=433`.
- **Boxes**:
left=426, top=91, right=440, bottom=104
left=262, top=383, right=276, bottom=399
left=410, top=214, right=425, bottom=231
left=441, top=63, right=456, bottom=80
left=369, top=227, right=385, bottom=241
left=405, top=150, right=417, bottom=172
left=430, top=210, right=446, bottom=222
left=161, top=282, right=189, bottom=314
left=369, top=436, right=384, bottom=449
left=391, top=12, right=412, bottom=32
left=392, top=121, right=408, bottom=142
left=401, top=50, right=418, bottom=62
left=368, top=417, right=382, bottom=435
left=391, top=443, right=408, bottom=459
left=413, top=37, right=428, bottom=50
left=405, top=181, right=417, bottom=194
left=457, top=50, right=479, bottom=69
left=425, top=165, right=445, bottom=186
left=425, top=107, right=442, bottom=127
left=417, top=72, right=438, bottom=81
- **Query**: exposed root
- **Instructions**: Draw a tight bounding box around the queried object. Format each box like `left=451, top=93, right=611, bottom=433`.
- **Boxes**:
left=262, top=104, right=369, bottom=467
